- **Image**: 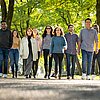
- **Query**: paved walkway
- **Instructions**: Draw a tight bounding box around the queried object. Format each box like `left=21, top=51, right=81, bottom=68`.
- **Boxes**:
left=0, top=78, right=100, bottom=100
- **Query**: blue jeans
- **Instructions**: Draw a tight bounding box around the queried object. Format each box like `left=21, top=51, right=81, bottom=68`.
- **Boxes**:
left=66, top=53, right=76, bottom=77
left=81, top=49, right=93, bottom=75
left=0, top=48, right=9, bottom=74
left=9, top=49, right=19, bottom=76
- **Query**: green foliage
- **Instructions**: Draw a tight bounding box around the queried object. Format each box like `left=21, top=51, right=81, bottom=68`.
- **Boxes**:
left=11, top=0, right=96, bottom=36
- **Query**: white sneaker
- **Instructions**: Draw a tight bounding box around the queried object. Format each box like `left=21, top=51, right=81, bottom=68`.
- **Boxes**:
left=3, top=74, right=7, bottom=78
left=92, top=75, right=96, bottom=80
left=86, top=75, right=90, bottom=80
left=0, top=73, right=2, bottom=77
left=81, top=73, right=86, bottom=80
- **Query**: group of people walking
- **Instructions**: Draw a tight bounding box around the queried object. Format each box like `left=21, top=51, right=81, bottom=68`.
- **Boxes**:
left=0, top=18, right=100, bottom=80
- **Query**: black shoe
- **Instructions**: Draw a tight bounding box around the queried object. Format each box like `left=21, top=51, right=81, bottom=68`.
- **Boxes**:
left=33, top=75, right=36, bottom=79
left=67, top=76, right=70, bottom=79
left=58, top=76, right=61, bottom=80
left=72, top=76, right=74, bottom=79
left=29, top=75, right=31, bottom=78
left=55, top=75, right=57, bottom=79
left=48, top=76, right=50, bottom=79
left=26, top=75, right=28, bottom=78
left=44, top=75, right=47, bottom=78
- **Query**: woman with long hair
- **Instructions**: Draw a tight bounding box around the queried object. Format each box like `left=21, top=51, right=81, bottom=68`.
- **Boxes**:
left=9, top=30, right=20, bottom=78
left=20, top=28, right=38, bottom=78
left=41, top=26, right=53, bottom=79
left=32, top=28, right=42, bottom=78
left=50, top=26, right=67, bottom=79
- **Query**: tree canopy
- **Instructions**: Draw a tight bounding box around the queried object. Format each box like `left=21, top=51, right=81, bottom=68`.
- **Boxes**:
left=0, top=0, right=97, bottom=36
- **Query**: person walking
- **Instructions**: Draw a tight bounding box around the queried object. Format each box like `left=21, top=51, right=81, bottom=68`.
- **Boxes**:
left=64, top=24, right=80, bottom=79
left=91, top=24, right=100, bottom=79
left=0, top=20, right=13, bottom=78
left=9, top=30, right=20, bottom=78
left=50, top=26, right=67, bottom=79
left=32, top=28, right=42, bottom=78
left=20, top=28, right=38, bottom=78
left=41, top=26, right=53, bottom=79
left=79, top=18, right=98, bottom=80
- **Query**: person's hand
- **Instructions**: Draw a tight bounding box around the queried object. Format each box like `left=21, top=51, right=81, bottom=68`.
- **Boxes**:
left=95, top=48, right=98, bottom=54
left=49, top=54, right=52, bottom=57
left=20, top=55, right=22, bottom=58
left=77, top=49, right=80, bottom=55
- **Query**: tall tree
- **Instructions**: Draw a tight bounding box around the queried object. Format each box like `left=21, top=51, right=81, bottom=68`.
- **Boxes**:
left=96, top=0, right=100, bottom=31
left=1, top=0, right=14, bottom=29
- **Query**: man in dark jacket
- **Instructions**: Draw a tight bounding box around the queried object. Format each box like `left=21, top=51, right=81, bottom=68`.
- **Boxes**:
left=0, top=20, right=13, bottom=78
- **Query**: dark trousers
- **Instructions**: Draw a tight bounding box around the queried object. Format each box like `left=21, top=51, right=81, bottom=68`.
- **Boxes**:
left=92, top=50, right=100, bottom=75
left=43, top=49, right=53, bottom=76
left=53, top=53, right=64, bottom=77
left=9, top=49, right=19, bottom=78
left=66, top=53, right=76, bottom=77
left=32, top=51, right=40, bottom=76
left=0, top=48, right=9, bottom=74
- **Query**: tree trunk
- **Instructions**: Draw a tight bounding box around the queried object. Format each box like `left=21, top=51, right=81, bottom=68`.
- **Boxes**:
left=1, top=0, right=7, bottom=20
left=96, top=0, right=100, bottom=32
left=7, top=0, right=14, bottom=29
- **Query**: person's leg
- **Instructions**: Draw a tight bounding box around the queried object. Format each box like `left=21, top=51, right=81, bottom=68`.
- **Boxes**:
left=43, top=49, right=49, bottom=78
left=58, top=53, right=64, bottom=79
left=53, top=53, right=58, bottom=78
left=91, top=52, right=96, bottom=75
left=48, top=54, right=53, bottom=79
left=14, top=49, right=19, bottom=78
left=87, top=51, right=93, bottom=79
left=81, top=49, right=87, bottom=79
left=9, top=49, right=15, bottom=78
left=3, top=49, right=9, bottom=78
left=0, top=48, right=3, bottom=77
left=34, top=51, right=40, bottom=77
left=96, top=50, right=100, bottom=75
left=23, top=59, right=27, bottom=76
left=71, top=55, right=76, bottom=79
left=66, top=53, right=71, bottom=79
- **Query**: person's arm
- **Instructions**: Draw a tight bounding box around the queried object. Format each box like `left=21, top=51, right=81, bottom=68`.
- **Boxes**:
left=95, top=41, right=98, bottom=54
left=50, top=37, right=54, bottom=57
left=9, top=30, right=13, bottom=49
left=95, top=30, right=98, bottom=54
left=78, top=30, right=82, bottom=55
left=63, top=37, right=67, bottom=50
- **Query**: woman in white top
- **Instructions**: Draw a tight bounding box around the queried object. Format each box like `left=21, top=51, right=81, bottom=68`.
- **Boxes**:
left=32, top=28, right=42, bottom=78
left=20, top=28, right=38, bottom=78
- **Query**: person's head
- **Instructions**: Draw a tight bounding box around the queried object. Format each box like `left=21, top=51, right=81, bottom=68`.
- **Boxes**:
left=68, top=24, right=74, bottom=33
left=85, top=18, right=92, bottom=29
left=54, top=26, right=64, bottom=36
left=12, top=30, right=19, bottom=38
left=92, top=24, right=99, bottom=33
left=42, top=25, right=53, bottom=38
left=26, top=28, right=33, bottom=37
left=1, top=20, right=7, bottom=30
left=33, top=28, right=38, bottom=37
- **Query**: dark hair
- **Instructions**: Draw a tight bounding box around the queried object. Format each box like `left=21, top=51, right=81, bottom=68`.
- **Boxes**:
left=26, top=28, right=33, bottom=36
left=1, top=20, right=6, bottom=23
left=68, top=24, right=74, bottom=29
left=54, top=26, right=64, bottom=36
left=92, top=24, right=99, bottom=33
left=85, top=18, right=92, bottom=22
left=12, top=30, right=19, bottom=38
left=42, top=25, right=53, bottom=38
